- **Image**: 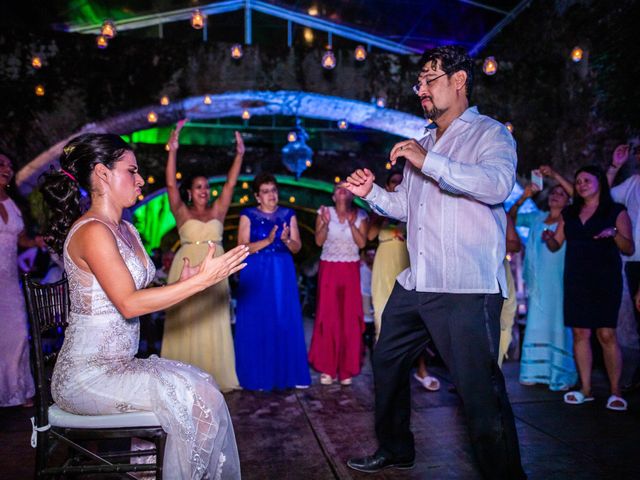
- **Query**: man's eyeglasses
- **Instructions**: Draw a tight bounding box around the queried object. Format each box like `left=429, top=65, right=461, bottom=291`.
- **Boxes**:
left=412, top=71, right=449, bottom=94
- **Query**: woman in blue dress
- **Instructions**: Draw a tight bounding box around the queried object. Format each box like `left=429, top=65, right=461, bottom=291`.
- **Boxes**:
left=510, top=176, right=578, bottom=391
left=234, top=173, right=311, bottom=390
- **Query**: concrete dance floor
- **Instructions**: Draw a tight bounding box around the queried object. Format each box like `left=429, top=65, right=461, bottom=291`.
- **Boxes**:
left=3, top=357, right=639, bottom=479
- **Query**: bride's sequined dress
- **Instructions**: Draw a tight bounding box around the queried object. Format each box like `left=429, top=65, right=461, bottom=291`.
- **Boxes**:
left=51, top=218, right=240, bottom=479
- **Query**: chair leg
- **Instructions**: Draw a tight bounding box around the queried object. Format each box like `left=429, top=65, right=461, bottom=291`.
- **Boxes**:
left=155, top=432, right=167, bottom=480
left=35, top=431, right=48, bottom=478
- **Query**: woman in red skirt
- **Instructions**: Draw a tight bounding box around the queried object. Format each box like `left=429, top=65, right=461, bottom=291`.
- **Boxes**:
left=309, top=184, right=369, bottom=385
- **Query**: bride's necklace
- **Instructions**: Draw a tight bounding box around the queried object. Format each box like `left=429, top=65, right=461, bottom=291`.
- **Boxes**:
left=115, top=222, right=134, bottom=250
left=95, top=215, right=134, bottom=250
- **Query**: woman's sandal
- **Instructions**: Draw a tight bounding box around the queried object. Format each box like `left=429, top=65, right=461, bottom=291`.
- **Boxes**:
left=606, top=395, right=628, bottom=411
left=414, top=373, right=441, bottom=392
left=563, top=390, right=594, bottom=405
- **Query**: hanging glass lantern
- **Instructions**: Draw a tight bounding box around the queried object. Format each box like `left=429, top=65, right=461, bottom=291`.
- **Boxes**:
left=483, top=56, right=498, bottom=75
left=354, top=45, right=367, bottom=61
left=231, top=44, right=243, bottom=59
left=282, top=120, right=313, bottom=179
left=322, top=50, right=336, bottom=70
left=100, top=20, right=116, bottom=39
left=31, top=56, right=42, bottom=69
left=160, top=95, right=170, bottom=106
left=191, top=10, right=205, bottom=29
left=96, top=35, right=108, bottom=49
left=570, top=46, right=583, bottom=63
left=34, top=84, right=45, bottom=96
left=147, top=111, right=158, bottom=123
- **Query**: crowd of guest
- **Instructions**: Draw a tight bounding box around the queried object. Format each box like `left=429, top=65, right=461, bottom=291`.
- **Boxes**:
left=2, top=136, right=640, bottom=415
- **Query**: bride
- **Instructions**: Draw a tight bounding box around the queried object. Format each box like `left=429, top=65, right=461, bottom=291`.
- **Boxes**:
left=41, top=133, right=248, bottom=479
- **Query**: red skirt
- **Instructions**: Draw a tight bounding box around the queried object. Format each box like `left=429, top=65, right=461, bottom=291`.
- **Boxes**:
left=308, top=260, right=365, bottom=380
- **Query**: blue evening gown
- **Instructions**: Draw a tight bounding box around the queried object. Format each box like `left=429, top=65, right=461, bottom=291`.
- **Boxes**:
left=234, top=206, right=311, bottom=390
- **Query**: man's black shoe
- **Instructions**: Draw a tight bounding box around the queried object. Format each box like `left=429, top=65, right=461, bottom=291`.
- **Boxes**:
left=347, top=453, right=415, bottom=473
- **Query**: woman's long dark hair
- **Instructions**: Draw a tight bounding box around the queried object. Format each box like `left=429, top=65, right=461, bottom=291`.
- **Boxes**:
left=566, top=164, right=614, bottom=218
left=40, top=133, right=132, bottom=254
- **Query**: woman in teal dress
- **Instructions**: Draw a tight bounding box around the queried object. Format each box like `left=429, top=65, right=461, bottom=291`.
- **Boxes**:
left=510, top=180, right=577, bottom=391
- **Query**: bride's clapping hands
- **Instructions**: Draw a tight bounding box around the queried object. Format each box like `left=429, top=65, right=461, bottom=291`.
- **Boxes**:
left=195, top=243, right=249, bottom=288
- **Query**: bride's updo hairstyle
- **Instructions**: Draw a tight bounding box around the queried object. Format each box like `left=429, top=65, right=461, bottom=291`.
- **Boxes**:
left=41, top=133, right=132, bottom=254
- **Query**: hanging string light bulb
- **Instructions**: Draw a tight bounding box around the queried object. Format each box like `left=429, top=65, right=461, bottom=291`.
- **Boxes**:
left=376, top=97, right=386, bottom=108
left=191, top=10, right=205, bottom=29
left=231, top=44, right=243, bottom=59
left=34, top=84, right=45, bottom=96
left=100, top=20, right=116, bottom=39
left=242, top=109, right=251, bottom=120
left=570, top=46, right=584, bottom=63
left=354, top=45, right=367, bottom=61
left=96, top=35, right=108, bottom=49
left=483, top=56, right=498, bottom=75
left=337, top=119, right=348, bottom=130
left=289, top=196, right=296, bottom=203
left=31, top=56, right=42, bottom=69
left=505, top=122, right=514, bottom=133
left=147, top=175, right=156, bottom=184
left=305, top=160, right=312, bottom=167
left=160, top=95, right=170, bottom=106
left=321, top=49, right=337, bottom=70
left=334, top=176, right=341, bottom=183
left=147, top=111, right=158, bottom=123
left=203, top=94, right=212, bottom=105
left=287, top=131, right=297, bottom=143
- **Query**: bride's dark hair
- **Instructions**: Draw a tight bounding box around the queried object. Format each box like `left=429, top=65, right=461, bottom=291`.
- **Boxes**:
left=40, top=133, right=132, bottom=254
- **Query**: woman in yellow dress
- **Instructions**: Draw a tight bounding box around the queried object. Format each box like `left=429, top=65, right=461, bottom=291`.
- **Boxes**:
left=161, top=122, right=244, bottom=391
left=368, top=172, right=440, bottom=391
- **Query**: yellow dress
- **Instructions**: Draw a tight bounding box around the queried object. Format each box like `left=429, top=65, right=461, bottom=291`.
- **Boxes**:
left=371, top=222, right=409, bottom=338
left=161, top=219, right=240, bottom=392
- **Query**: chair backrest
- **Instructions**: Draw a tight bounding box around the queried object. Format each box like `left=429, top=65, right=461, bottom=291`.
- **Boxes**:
left=22, top=274, right=70, bottom=426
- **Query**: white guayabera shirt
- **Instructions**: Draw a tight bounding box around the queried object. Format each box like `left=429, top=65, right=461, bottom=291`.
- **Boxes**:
left=364, top=106, right=516, bottom=298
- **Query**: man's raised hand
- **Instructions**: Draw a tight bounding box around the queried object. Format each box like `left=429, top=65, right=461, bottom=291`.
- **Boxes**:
left=344, top=169, right=375, bottom=198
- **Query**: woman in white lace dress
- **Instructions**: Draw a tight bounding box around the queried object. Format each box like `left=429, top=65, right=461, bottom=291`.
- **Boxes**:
left=41, top=134, right=248, bottom=479
left=0, top=152, right=43, bottom=407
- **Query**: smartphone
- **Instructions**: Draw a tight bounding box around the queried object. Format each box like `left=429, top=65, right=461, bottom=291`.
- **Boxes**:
left=531, top=169, right=544, bottom=190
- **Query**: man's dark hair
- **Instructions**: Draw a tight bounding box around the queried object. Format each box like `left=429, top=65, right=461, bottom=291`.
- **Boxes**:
left=419, top=45, right=474, bottom=100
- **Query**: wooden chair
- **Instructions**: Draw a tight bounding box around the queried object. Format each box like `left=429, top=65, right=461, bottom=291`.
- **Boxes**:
left=23, top=274, right=167, bottom=479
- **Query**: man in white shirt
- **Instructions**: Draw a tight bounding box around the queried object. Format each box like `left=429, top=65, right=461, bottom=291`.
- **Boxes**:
left=345, top=45, right=526, bottom=479
left=607, top=143, right=640, bottom=390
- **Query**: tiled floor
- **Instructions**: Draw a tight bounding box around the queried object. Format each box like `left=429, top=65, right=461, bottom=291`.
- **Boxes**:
left=2, top=349, right=639, bottom=478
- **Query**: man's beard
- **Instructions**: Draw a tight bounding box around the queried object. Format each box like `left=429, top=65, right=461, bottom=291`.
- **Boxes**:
left=424, top=102, right=447, bottom=121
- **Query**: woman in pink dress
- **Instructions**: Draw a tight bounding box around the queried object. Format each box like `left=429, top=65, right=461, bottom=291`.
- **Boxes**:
left=0, top=152, right=43, bottom=407
left=309, top=184, right=368, bottom=385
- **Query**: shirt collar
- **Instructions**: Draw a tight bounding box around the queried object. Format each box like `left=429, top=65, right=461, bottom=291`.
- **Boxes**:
left=424, top=106, right=479, bottom=134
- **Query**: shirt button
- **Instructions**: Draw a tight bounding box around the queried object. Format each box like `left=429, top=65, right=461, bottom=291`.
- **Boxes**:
left=419, top=227, right=422, bottom=231
left=420, top=203, right=424, bottom=207
left=419, top=251, right=423, bottom=255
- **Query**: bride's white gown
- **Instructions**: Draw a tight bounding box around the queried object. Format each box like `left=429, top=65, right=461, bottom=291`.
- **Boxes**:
left=51, top=218, right=241, bottom=479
